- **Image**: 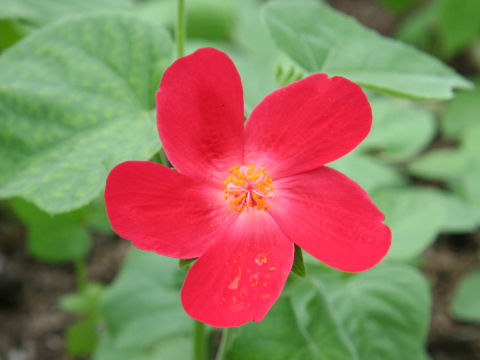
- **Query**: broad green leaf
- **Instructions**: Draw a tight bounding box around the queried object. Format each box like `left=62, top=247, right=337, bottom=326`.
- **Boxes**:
left=263, top=1, right=470, bottom=100
left=230, top=263, right=430, bottom=360
left=373, top=187, right=447, bottom=260
left=360, top=98, right=436, bottom=161
left=0, top=14, right=172, bottom=213
left=441, top=81, right=480, bottom=139
left=330, top=154, right=405, bottom=193
left=94, top=336, right=191, bottom=360
left=229, top=280, right=357, bottom=360
left=451, top=271, right=480, bottom=321
left=0, top=0, right=131, bottom=25
left=98, top=249, right=190, bottom=358
left=408, top=148, right=468, bottom=182
left=10, top=198, right=91, bottom=262
left=328, top=264, right=431, bottom=360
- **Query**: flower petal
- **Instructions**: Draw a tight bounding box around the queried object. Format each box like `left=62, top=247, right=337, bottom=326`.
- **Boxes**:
left=156, top=48, right=244, bottom=185
left=181, top=214, right=294, bottom=327
left=105, top=161, right=233, bottom=259
left=269, top=166, right=391, bottom=272
left=244, top=74, right=372, bottom=179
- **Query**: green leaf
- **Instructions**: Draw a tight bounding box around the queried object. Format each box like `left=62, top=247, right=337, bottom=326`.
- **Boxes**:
left=0, top=14, right=172, bottom=214
left=84, top=198, right=113, bottom=234
left=291, top=244, right=306, bottom=278
left=66, top=315, right=99, bottom=356
left=10, top=198, right=91, bottom=262
left=441, top=81, right=480, bottom=139
left=229, top=280, right=356, bottom=360
left=328, top=264, right=431, bottom=360
left=230, top=263, right=430, bottom=360
left=98, top=249, right=190, bottom=357
left=60, top=282, right=105, bottom=315
left=395, top=1, right=440, bottom=52
left=408, top=148, right=468, bottom=182
left=330, top=153, right=405, bottom=193
left=378, top=0, right=421, bottom=14
left=0, top=0, right=131, bottom=25
left=438, top=192, right=478, bottom=233
left=437, top=0, right=480, bottom=58
left=451, top=270, right=480, bottom=321
left=372, top=187, right=447, bottom=261
left=359, top=98, right=436, bottom=161
left=178, top=258, right=197, bottom=269
left=263, top=0, right=471, bottom=100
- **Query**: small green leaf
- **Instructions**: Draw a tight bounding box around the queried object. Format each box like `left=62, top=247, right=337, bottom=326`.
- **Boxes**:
left=291, top=244, right=306, bottom=277
left=66, top=315, right=99, bottom=356
left=60, top=282, right=105, bottom=315
left=451, top=271, right=480, bottom=321
left=263, top=1, right=470, bottom=100
left=373, top=187, right=447, bottom=260
left=178, top=258, right=197, bottom=269
left=0, top=14, right=172, bottom=214
left=408, top=148, right=468, bottom=182
left=10, top=198, right=91, bottom=262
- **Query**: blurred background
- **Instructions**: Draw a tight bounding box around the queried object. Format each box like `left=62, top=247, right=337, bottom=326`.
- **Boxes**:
left=1, top=0, right=480, bottom=359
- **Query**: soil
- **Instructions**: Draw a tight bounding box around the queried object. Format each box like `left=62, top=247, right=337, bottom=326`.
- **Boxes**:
left=2, top=1, right=480, bottom=359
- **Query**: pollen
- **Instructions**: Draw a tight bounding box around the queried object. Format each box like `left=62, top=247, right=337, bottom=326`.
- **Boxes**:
left=223, top=165, right=273, bottom=212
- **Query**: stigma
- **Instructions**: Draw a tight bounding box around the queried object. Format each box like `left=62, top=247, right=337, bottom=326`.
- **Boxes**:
left=223, top=165, right=273, bottom=212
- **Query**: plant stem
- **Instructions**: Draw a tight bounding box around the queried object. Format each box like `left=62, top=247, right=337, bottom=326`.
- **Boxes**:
left=176, top=0, right=186, bottom=58
left=193, top=320, right=206, bottom=360
left=74, top=258, right=87, bottom=292
left=215, top=327, right=234, bottom=360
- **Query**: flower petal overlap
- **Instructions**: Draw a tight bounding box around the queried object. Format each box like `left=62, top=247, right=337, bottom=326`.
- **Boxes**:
left=105, top=47, right=391, bottom=327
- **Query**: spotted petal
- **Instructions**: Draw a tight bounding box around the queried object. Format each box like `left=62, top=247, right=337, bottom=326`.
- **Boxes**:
left=181, top=213, right=294, bottom=327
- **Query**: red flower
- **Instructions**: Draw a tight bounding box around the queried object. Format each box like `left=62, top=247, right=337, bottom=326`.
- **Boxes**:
left=105, top=48, right=391, bottom=327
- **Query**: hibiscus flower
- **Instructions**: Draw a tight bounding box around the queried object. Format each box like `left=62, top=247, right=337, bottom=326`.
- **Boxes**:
left=105, top=48, right=391, bottom=327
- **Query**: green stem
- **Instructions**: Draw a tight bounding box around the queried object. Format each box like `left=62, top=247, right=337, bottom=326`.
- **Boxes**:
left=215, top=327, right=234, bottom=360
left=74, top=258, right=87, bottom=292
left=193, top=320, right=206, bottom=360
left=176, top=0, right=186, bottom=58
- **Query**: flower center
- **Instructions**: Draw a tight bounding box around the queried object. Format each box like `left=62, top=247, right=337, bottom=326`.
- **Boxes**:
left=223, top=165, right=273, bottom=212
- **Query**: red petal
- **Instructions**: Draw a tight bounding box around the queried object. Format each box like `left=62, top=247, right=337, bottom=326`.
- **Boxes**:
left=105, top=161, right=234, bottom=259
left=181, top=214, right=294, bottom=327
left=244, top=74, right=372, bottom=179
left=156, top=48, right=244, bottom=185
left=269, top=167, right=391, bottom=272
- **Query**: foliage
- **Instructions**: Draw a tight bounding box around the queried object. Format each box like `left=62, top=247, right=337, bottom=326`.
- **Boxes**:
left=1, top=0, right=479, bottom=358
